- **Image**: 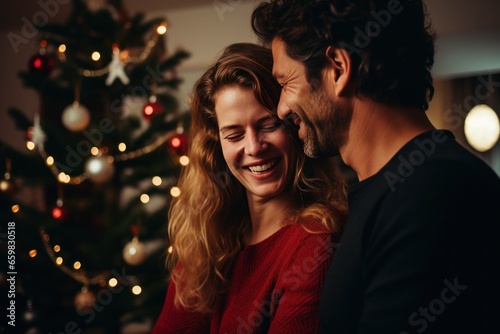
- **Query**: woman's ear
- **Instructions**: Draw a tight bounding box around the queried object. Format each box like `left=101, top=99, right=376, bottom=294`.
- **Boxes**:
left=324, top=46, right=352, bottom=97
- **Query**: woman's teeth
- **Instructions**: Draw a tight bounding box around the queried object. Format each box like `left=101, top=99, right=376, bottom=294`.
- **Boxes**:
left=248, top=160, right=277, bottom=174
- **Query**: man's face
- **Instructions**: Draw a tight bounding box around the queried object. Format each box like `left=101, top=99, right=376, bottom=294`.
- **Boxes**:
left=271, top=38, right=350, bottom=158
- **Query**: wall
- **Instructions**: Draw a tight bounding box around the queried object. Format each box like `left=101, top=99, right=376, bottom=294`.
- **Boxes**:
left=1, top=0, right=500, bottom=174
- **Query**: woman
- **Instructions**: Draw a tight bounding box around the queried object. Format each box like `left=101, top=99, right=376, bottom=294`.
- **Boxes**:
left=152, top=43, right=347, bottom=333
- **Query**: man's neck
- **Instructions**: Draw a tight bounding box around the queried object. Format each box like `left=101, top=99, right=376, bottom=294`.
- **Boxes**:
left=341, top=100, right=435, bottom=181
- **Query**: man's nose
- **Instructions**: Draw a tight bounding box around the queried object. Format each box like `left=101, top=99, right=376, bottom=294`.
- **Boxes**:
left=277, top=93, right=292, bottom=120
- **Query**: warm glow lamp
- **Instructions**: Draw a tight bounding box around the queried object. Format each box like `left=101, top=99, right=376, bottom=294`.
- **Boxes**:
left=464, top=104, right=500, bottom=152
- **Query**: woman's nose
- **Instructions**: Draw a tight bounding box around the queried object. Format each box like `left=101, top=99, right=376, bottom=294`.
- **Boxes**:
left=244, top=132, right=267, bottom=156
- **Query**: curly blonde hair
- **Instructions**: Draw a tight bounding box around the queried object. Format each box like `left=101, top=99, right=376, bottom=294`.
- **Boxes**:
left=167, top=43, right=347, bottom=313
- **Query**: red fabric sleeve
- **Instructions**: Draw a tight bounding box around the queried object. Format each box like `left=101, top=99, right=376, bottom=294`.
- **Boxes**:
left=151, top=277, right=211, bottom=334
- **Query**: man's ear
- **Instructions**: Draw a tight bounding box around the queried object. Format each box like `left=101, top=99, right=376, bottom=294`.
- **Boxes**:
left=325, top=46, right=352, bottom=97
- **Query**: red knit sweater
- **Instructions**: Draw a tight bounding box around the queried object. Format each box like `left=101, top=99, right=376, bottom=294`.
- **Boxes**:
left=152, top=222, right=335, bottom=333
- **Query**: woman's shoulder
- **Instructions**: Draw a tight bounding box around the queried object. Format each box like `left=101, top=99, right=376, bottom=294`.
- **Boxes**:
left=278, top=220, right=335, bottom=254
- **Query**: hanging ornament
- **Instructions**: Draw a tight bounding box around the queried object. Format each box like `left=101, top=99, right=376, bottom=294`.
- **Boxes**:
left=74, top=287, right=96, bottom=312
left=85, top=0, right=107, bottom=12
left=105, top=45, right=129, bottom=86
left=26, top=126, right=33, bottom=141
left=51, top=197, right=67, bottom=221
left=62, top=102, right=91, bottom=132
left=0, top=159, right=16, bottom=195
left=0, top=179, right=15, bottom=195
left=28, top=52, right=55, bottom=76
left=22, top=300, right=39, bottom=325
left=123, top=236, right=147, bottom=266
left=168, top=133, right=189, bottom=156
left=85, top=155, right=114, bottom=184
left=32, top=112, right=47, bottom=150
left=142, top=96, right=164, bottom=121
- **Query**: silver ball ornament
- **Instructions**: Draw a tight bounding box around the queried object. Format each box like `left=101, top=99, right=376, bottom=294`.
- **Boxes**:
left=74, top=288, right=96, bottom=312
left=62, top=102, right=91, bottom=132
left=85, top=156, right=114, bottom=184
left=123, top=238, right=147, bottom=266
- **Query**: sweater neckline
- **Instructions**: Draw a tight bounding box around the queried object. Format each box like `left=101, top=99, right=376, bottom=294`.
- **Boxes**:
left=243, top=224, right=293, bottom=250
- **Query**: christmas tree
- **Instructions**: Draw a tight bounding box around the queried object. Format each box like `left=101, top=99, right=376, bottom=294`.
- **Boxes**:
left=0, top=0, right=190, bottom=333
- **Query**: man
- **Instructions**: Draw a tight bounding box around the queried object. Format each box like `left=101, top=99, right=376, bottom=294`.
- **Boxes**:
left=252, top=0, right=500, bottom=333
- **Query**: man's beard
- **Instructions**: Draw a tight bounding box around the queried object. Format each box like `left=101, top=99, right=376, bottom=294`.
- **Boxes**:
left=301, top=90, right=349, bottom=158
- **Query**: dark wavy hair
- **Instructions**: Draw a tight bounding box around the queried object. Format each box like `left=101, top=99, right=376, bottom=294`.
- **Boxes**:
left=252, top=0, right=436, bottom=111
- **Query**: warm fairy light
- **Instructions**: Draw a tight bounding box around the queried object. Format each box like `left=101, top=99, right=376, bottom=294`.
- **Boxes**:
left=140, top=194, right=150, bottom=204
left=11, top=205, right=20, bottom=213
left=144, top=105, right=154, bottom=117
left=170, top=187, right=181, bottom=197
left=167, top=246, right=173, bottom=254
left=54, top=245, right=61, bottom=252
left=56, top=257, right=63, bottom=266
left=157, top=24, right=167, bottom=35
left=73, top=261, right=81, bottom=270
left=118, top=143, right=126, bottom=152
left=58, top=44, right=66, bottom=53
left=132, top=285, right=142, bottom=295
left=91, top=147, right=99, bottom=156
left=40, top=40, right=48, bottom=48
left=179, top=156, right=189, bottom=166
left=91, top=51, right=101, bottom=61
left=57, top=173, right=71, bottom=183
left=46, top=156, right=54, bottom=166
left=152, top=176, right=162, bottom=186
left=108, top=278, right=118, bottom=287
left=170, top=137, right=181, bottom=148
left=107, top=156, right=114, bottom=163
left=26, top=141, right=35, bottom=150
left=29, top=249, right=38, bottom=258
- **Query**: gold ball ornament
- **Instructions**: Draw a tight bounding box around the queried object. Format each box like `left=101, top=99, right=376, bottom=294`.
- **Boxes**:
left=123, top=238, right=147, bottom=266
left=74, top=288, right=96, bottom=312
left=85, top=156, right=114, bottom=184
left=62, top=102, right=91, bottom=132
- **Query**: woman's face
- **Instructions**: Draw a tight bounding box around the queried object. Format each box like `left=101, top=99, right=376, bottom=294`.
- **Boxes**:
left=215, top=86, right=297, bottom=201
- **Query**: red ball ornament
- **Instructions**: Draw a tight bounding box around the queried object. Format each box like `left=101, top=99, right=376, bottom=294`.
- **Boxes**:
left=26, top=126, right=33, bottom=141
left=142, top=101, right=164, bottom=121
left=51, top=205, right=68, bottom=221
left=168, top=133, right=188, bottom=156
left=28, top=53, right=55, bottom=76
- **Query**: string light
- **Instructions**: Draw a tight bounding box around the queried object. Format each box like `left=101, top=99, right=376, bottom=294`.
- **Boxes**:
left=91, top=147, right=99, bottom=156
left=91, top=52, right=101, bottom=61
left=26, top=141, right=35, bottom=150
left=54, top=245, right=61, bottom=252
left=152, top=176, right=162, bottom=186
left=132, top=285, right=142, bottom=295
left=58, top=44, right=66, bottom=53
left=11, top=204, right=20, bottom=213
left=140, top=194, right=150, bottom=203
left=156, top=23, right=167, bottom=35
left=108, top=278, right=118, bottom=287
left=118, top=143, right=126, bottom=152
left=73, top=261, right=82, bottom=270
left=170, top=187, right=180, bottom=197
left=29, top=250, right=38, bottom=258
left=179, top=156, right=189, bottom=166
left=39, top=227, right=112, bottom=286
left=46, top=156, right=54, bottom=165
